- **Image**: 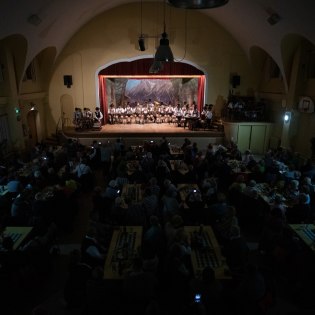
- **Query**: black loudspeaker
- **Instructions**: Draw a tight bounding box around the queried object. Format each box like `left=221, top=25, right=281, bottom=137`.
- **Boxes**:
left=231, top=75, right=240, bottom=88
left=63, top=75, right=73, bottom=88
left=138, top=38, right=145, bottom=51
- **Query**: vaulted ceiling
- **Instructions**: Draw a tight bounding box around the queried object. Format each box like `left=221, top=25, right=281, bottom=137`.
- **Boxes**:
left=1, top=0, right=314, bottom=72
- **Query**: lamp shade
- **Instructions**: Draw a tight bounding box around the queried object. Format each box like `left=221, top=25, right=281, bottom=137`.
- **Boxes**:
left=154, top=32, right=174, bottom=62
left=149, top=60, right=164, bottom=74
left=168, top=0, right=229, bottom=9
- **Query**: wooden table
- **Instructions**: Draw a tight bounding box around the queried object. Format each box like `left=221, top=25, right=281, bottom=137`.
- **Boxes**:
left=169, top=145, right=183, bottom=158
left=104, top=226, right=142, bottom=279
left=185, top=226, right=231, bottom=279
left=122, top=184, right=143, bottom=203
left=1, top=226, right=33, bottom=250
left=289, top=224, right=315, bottom=251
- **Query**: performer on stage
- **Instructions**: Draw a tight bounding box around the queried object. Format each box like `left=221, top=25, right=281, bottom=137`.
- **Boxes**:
left=94, top=107, right=104, bottom=124
left=83, top=107, right=93, bottom=118
left=109, top=104, right=115, bottom=124
left=73, top=107, right=83, bottom=129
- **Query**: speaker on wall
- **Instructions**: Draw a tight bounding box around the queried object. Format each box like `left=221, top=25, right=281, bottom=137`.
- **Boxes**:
left=63, top=75, right=73, bottom=88
left=138, top=37, right=145, bottom=51
left=231, top=75, right=240, bottom=88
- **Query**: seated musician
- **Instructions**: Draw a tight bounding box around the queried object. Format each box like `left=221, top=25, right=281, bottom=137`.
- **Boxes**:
left=93, top=107, right=103, bottom=125
left=175, top=103, right=183, bottom=126
left=109, top=103, right=115, bottom=124
left=148, top=99, right=154, bottom=112
left=126, top=102, right=132, bottom=116
left=205, top=104, right=213, bottom=128
left=73, top=107, right=83, bottom=129
left=191, top=102, right=199, bottom=118
left=83, top=107, right=92, bottom=118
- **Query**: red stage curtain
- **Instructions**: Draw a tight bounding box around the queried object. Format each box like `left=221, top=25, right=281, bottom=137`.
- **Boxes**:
left=197, top=75, right=205, bottom=112
left=98, top=76, right=107, bottom=124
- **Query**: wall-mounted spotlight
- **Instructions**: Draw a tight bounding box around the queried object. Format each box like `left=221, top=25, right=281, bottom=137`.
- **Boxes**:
left=284, top=111, right=291, bottom=123
left=30, top=102, right=36, bottom=111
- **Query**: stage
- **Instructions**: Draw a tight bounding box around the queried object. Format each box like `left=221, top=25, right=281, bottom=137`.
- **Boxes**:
left=62, top=122, right=225, bottom=147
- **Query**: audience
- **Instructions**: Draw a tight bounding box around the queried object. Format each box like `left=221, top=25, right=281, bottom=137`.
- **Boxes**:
left=1, top=138, right=315, bottom=314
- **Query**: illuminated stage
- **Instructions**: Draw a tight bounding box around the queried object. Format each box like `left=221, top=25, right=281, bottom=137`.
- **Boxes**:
left=62, top=123, right=224, bottom=147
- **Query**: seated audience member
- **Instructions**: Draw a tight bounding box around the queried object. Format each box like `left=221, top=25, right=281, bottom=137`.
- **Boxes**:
left=161, top=189, right=182, bottom=219
left=142, top=187, right=158, bottom=218
left=286, top=193, right=311, bottom=223
left=148, top=176, right=161, bottom=197
left=222, top=224, right=249, bottom=272
left=235, top=264, right=266, bottom=315
left=229, top=174, right=246, bottom=193
left=115, top=174, right=129, bottom=189
left=103, top=180, right=120, bottom=200
left=300, top=158, right=315, bottom=179
left=6, top=172, right=23, bottom=197
left=164, top=214, right=185, bottom=249
left=72, top=157, right=93, bottom=190
left=64, top=249, right=92, bottom=308
left=206, top=192, right=229, bottom=224
left=140, top=152, right=155, bottom=179
left=190, top=266, right=224, bottom=314
left=10, top=189, right=32, bottom=225
left=243, top=180, right=258, bottom=198
left=156, top=159, right=171, bottom=185
left=214, top=205, right=239, bottom=241
left=81, top=227, right=106, bottom=267
left=284, top=179, right=300, bottom=202
left=201, top=177, right=218, bottom=204
left=229, top=142, right=242, bottom=161
left=259, top=207, right=286, bottom=254
left=242, top=149, right=252, bottom=165
left=163, top=179, right=177, bottom=197
left=143, top=215, right=165, bottom=257
left=271, top=195, right=287, bottom=217
left=123, top=257, right=158, bottom=313
left=302, top=176, right=315, bottom=194
left=110, top=196, right=128, bottom=224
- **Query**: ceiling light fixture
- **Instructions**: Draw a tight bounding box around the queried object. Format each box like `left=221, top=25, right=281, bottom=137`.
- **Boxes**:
left=168, top=0, right=229, bottom=9
left=150, top=0, right=174, bottom=73
left=28, top=14, right=42, bottom=26
left=149, top=60, right=164, bottom=74
left=138, top=0, right=146, bottom=51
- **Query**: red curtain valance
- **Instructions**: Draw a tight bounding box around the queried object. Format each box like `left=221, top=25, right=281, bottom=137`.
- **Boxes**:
left=99, top=58, right=204, bottom=76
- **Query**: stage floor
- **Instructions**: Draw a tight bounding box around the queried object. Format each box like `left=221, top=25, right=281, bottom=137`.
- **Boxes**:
left=63, top=123, right=224, bottom=139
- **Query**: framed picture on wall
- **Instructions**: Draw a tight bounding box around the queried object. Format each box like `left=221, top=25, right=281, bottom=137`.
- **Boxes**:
left=0, top=64, right=4, bottom=82
left=298, top=96, right=314, bottom=113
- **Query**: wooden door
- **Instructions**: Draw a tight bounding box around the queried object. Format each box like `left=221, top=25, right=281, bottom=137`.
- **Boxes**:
left=237, top=125, right=251, bottom=153
left=250, top=125, right=266, bottom=155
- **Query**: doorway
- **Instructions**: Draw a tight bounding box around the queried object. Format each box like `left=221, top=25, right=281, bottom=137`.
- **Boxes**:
left=27, top=109, right=39, bottom=147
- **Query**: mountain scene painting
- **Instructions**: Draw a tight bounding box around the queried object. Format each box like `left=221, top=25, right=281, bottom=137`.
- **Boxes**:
left=106, top=78, right=198, bottom=107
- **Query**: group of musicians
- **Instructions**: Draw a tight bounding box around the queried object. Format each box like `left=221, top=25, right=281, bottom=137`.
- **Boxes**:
left=108, top=100, right=213, bottom=127
left=73, top=107, right=103, bottom=130
left=72, top=101, right=214, bottom=130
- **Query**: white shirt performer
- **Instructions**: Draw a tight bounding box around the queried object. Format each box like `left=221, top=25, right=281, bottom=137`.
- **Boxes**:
left=94, top=107, right=103, bottom=123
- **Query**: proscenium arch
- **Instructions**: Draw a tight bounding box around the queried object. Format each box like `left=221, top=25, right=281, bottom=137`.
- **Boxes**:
left=95, top=55, right=208, bottom=109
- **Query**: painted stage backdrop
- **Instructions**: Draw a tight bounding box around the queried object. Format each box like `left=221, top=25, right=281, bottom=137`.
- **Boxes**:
left=106, top=78, right=198, bottom=106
